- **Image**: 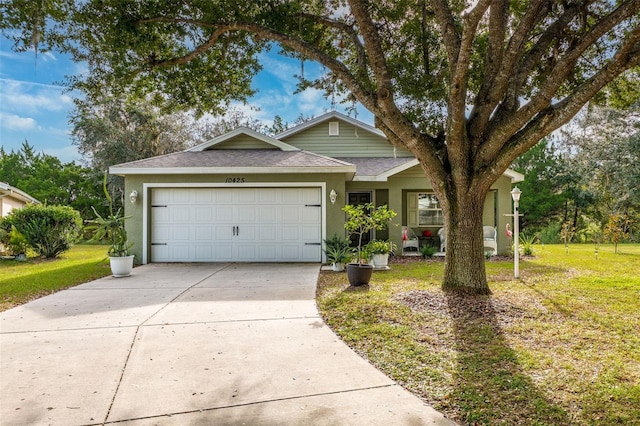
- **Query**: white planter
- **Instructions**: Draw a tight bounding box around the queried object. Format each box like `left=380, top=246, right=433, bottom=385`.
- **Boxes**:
left=331, top=262, right=344, bottom=272
left=110, top=255, right=135, bottom=277
left=372, top=253, right=390, bottom=269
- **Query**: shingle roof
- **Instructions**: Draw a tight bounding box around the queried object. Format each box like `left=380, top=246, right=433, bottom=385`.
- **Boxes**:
left=110, top=150, right=354, bottom=171
left=335, top=157, right=417, bottom=177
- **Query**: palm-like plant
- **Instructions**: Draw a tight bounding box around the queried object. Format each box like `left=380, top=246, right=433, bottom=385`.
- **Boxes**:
left=88, top=174, right=132, bottom=257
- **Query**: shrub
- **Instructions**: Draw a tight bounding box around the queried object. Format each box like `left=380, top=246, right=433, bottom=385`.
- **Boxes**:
left=6, top=226, right=29, bottom=256
left=538, top=221, right=562, bottom=244
left=1, top=204, right=83, bottom=258
left=366, top=239, right=397, bottom=254
left=519, top=234, right=537, bottom=256
left=420, top=244, right=437, bottom=259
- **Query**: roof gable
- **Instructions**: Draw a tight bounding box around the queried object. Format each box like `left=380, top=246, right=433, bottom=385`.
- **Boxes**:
left=187, top=127, right=299, bottom=152
left=276, top=111, right=413, bottom=158
left=276, top=111, right=385, bottom=139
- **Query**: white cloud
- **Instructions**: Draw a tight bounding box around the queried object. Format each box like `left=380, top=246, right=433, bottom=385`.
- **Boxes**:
left=0, top=112, right=38, bottom=131
left=0, top=79, right=73, bottom=113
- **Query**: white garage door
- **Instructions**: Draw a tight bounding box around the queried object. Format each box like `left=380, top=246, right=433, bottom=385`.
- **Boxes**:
left=150, top=187, right=322, bottom=262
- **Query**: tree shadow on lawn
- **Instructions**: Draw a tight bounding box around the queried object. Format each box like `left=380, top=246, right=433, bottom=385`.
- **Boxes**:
left=445, top=292, right=571, bottom=425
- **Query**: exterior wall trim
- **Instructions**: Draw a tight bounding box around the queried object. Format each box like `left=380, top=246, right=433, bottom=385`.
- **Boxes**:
left=141, top=182, right=327, bottom=264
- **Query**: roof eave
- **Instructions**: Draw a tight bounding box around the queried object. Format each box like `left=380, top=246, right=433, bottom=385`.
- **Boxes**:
left=110, top=166, right=356, bottom=176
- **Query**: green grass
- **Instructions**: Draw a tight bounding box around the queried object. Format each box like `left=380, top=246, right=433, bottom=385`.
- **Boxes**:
left=317, top=244, right=640, bottom=425
left=0, top=244, right=112, bottom=311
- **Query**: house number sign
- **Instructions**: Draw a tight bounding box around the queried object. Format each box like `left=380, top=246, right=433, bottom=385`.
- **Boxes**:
left=225, top=177, right=246, bottom=183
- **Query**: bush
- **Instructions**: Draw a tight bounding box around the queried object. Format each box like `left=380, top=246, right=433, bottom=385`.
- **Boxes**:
left=538, top=221, right=562, bottom=244
left=420, top=244, right=437, bottom=259
left=3, top=226, right=29, bottom=256
left=0, top=204, right=83, bottom=258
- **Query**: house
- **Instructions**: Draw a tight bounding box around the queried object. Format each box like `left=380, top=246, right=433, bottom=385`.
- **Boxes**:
left=0, top=182, right=40, bottom=217
left=110, top=111, right=523, bottom=264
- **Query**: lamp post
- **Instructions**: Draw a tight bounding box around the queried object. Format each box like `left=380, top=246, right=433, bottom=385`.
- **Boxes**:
left=511, top=187, right=522, bottom=278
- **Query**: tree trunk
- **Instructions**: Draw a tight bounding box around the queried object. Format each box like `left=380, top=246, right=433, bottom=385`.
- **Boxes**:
left=441, top=191, right=490, bottom=295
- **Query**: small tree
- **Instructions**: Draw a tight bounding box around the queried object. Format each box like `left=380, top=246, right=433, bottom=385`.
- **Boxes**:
left=604, top=213, right=631, bottom=254
left=343, top=203, right=396, bottom=264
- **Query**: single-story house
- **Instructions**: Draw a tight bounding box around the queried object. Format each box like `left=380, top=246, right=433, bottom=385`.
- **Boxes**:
left=111, top=111, right=523, bottom=264
left=0, top=182, right=40, bottom=217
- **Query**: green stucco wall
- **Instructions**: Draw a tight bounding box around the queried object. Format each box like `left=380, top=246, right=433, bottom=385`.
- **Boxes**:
left=121, top=168, right=515, bottom=263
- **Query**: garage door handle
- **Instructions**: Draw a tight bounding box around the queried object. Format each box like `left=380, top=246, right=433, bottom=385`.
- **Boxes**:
left=233, top=226, right=239, bottom=236
left=305, top=242, right=321, bottom=245
left=305, top=204, right=321, bottom=207
left=151, top=243, right=167, bottom=246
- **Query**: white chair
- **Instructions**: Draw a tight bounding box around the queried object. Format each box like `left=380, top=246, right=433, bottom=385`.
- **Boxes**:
left=483, top=226, right=498, bottom=255
left=402, top=227, right=420, bottom=256
left=438, top=227, right=446, bottom=252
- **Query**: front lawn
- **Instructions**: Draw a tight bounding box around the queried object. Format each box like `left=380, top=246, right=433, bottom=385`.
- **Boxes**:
left=317, top=244, right=640, bottom=425
left=0, top=244, right=112, bottom=312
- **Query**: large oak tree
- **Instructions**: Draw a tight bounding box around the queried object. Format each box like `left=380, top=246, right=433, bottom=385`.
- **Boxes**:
left=3, top=0, right=639, bottom=294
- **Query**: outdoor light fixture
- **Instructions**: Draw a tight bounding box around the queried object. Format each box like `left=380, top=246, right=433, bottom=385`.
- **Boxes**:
left=329, top=189, right=338, bottom=204
left=511, top=187, right=522, bottom=278
left=129, top=190, right=138, bottom=204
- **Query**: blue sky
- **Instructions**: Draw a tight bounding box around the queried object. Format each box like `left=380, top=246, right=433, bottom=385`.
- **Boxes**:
left=0, top=36, right=372, bottom=164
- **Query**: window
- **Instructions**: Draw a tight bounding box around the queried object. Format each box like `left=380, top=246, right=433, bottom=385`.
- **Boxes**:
left=417, top=193, right=443, bottom=226
left=329, top=121, right=339, bottom=136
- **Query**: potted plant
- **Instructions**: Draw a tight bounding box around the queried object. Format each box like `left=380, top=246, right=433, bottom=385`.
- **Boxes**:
left=343, top=203, right=397, bottom=286
left=89, top=174, right=134, bottom=277
left=366, top=239, right=397, bottom=270
left=323, top=234, right=352, bottom=271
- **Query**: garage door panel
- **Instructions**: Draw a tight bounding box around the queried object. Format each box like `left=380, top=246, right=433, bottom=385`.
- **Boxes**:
left=281, top=207, right=301, bottom=222
left=170, top=225, right=190, bottom=241
left=194, top=226, right=213, bottom=241
left=169, top=245, right=191, bottom=261
left=215, top=227, right=234, bottom=241
left=258, top=227, right=276, bottom=241
left=302, top=208, right=321, bottom=222
left=171, top=190, right=191, bottom=203
left=151, top=187, right=321, bottom=262
left=303, top=245, right=321, bottom=260
left=257, top=206, right=276, bottom=221
left=215, top=206, right=234, bottom=222
left=281, top=226, right=301, bottom=241
left=214, top=245, right=233, bottom=261
left=195, top=207, right=213, bottom=222
left=301, top=226, right=321, bottom=240
left=171, top=207, right=190, bottom=223
left=237, top=208, right=256, bottom=222
left=236, top=225, right=256, bottom=241
left=194, top=245, right=213, bottom=260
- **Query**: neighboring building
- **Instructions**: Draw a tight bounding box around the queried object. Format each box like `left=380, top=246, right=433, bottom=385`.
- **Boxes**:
left=0, top=182, right=40, bottom=217
left=111, top=111, right=523, bottom=264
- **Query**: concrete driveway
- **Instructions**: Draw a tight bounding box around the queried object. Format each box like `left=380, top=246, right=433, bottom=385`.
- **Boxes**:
left=1, top=263, right=454, bottom=425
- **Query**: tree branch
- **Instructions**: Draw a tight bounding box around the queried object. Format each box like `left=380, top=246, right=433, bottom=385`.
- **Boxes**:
left=485, top=22, right=640, bottom=188
left=347, top=0, right=395, bottom=109
left=477, top=0, right=640, bottom=168
left=429, top=0, right=460, bottom=70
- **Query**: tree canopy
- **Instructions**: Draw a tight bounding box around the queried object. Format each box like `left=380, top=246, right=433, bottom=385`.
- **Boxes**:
left=0, top=142, right=105, bottom=220
left=3, top=0, right=639, bottom=294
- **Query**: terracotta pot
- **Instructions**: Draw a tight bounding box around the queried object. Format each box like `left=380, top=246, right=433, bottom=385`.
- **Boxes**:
left=346, top=263, right=374, bottom=286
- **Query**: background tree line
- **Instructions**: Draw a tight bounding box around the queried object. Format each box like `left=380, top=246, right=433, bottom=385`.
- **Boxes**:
left=513, top=104, right=639, bottom=244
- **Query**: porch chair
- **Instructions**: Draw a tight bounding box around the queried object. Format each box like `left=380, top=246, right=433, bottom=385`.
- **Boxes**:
left=437, top=227, right=446, bottom=252
left=402, top=227, right=420, bottom=256
left=483, top=226, right=498, bottom=256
